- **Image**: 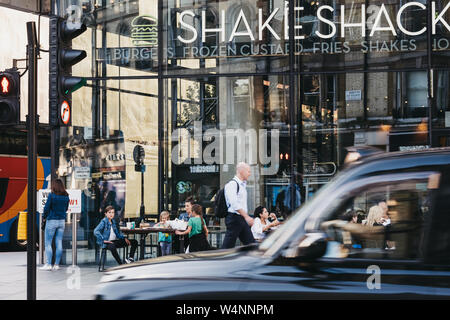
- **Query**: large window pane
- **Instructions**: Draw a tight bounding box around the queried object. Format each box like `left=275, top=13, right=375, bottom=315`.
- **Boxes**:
left=167, top=75, right=296, bottom=220
left=319, top=173, right=438, bottom=260
left=300, top=71, right=430, bottom=200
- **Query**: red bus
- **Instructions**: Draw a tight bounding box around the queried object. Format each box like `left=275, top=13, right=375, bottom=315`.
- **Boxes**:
left=0, top=155, right=51, bottom=249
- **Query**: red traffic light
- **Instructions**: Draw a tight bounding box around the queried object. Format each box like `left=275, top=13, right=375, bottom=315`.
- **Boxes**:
left=1, top=76, right=10, bottom=93
left=0, top=70, right=20, bottom=125
left=0, top=75, right=14, bottom=96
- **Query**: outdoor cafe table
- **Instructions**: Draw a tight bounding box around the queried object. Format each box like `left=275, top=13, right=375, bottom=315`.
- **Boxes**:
left=120, top=227, right=185, bottom=260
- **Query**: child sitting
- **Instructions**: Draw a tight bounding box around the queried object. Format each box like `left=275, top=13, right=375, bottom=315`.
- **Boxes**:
left=94, top=206, right=138, bottom=265
left=155, top=211, right=172, bottom=256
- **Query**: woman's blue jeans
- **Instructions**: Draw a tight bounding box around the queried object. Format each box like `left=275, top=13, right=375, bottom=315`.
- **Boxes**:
left=45, top=219, right=65, bottom=265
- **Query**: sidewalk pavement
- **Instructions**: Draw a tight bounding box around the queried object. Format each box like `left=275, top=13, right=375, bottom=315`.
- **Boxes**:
left=0, top=251, right=104, bottom=300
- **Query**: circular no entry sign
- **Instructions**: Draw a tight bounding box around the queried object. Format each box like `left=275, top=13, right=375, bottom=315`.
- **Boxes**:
left=61, top=100, right=71, bottom=125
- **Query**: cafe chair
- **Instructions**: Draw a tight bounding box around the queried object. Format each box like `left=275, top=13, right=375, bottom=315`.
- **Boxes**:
left=98, top=248, right=108, bottom=272
left=98, top=246, right=127, bottom=271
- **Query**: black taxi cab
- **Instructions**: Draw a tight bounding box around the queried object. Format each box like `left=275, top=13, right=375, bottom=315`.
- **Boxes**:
left=95, top=147, right=450, bottom=299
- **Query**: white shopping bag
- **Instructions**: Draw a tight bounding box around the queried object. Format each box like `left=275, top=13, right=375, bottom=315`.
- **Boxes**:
left=168, top=218, right=188, bottom=230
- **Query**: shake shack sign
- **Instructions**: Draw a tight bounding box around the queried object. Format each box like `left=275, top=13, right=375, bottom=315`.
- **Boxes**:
left=173, top=1, right=450, bottom=57
left=177, top=2, right=450, bottom=43
left=98, top=1, right=450, bottom=63
left=97, top=15, right=159, bottom=66
left=131, top=15, right=158, bottom=47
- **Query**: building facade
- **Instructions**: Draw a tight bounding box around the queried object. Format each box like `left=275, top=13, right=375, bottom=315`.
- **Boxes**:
left=49, top=0, right=450, bottom=263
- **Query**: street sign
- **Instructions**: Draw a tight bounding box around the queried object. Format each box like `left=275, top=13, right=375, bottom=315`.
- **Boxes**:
left=91, top=172, right=102, bottom=179
left=135, top=164, right=146, bottom=172
left=345, top=90, right=362, bottom=101
left=74, top=166, right=91, bottom=179
left=60, top=100, right=71, bottom=125
left=37, top=189, right=82, bottom=213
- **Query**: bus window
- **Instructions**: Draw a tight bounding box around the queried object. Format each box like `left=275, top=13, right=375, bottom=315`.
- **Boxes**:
left=0, top=178, right=8, bottom=209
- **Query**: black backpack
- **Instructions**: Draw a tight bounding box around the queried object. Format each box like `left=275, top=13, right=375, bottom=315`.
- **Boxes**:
left=214, top=179, right=239, bottom=218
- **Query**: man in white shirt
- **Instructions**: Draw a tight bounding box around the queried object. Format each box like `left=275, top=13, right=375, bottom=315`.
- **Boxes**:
left=221, top=162, right=255, bottom=249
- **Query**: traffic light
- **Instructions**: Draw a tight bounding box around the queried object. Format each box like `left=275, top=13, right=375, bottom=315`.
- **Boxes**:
left=133, top=145, right=146, bottom=172
left=0, top=68, right=20, bottom=126
left=49, top=16, right=87, bottom=127
left=279, top=151, right=290, bottom=173
left=279, top=153, right=289, bottom=161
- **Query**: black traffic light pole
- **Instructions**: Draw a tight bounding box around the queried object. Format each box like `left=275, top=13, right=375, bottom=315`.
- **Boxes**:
left=141, top=168, right=145, bottom=220
left=26, top=21, right=38, bottom=301
left=133, top=145, right=146, bottom=224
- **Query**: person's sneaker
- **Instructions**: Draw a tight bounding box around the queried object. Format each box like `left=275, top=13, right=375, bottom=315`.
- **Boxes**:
left=39, top=264, right=52, bottom=271
left=124, top=257, right=134, bottom=264
left=52, top=265, right=60, bottom=271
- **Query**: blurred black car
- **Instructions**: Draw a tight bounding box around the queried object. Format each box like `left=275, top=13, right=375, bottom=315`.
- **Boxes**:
left=95, top=147, right=450, bottom=299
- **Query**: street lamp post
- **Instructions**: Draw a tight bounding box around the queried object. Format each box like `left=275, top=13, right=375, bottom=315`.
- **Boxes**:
left=26, top=21, right=38, bottom=301
left=133, top=145, right=146, bottom=259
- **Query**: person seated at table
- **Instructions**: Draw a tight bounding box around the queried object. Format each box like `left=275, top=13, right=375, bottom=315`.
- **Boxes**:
left=155, top=210, right=172, bottom=256
left=175, top=204, right=211, bottom=252
left=251, top=206, right=280, bottom=242
left=94, top=205, right=138, bottom=265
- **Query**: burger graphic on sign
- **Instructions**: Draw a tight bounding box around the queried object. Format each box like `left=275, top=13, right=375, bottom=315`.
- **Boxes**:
left=131, top=15, right=158, bottom=47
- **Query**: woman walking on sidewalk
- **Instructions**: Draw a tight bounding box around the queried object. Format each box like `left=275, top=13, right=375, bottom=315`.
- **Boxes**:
left=40, top=179, right=70, bottom=271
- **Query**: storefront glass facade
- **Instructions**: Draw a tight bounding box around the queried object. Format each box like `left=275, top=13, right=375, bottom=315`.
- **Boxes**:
left=54, top=0, right=450, bottom=264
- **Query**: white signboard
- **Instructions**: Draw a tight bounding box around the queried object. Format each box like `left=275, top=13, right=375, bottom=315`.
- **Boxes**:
left=189, top=165, right=218, bottom=174
left=446, top=112, right=450, bottom=128
left=345, top=90, right=362, bottom=101
left=74, top=167, right=91, bottom=179
left=37, top=189, right=82, bottom=214
left=399, top=145, right=430, bottom=152
left=84, top=127, right=93, bottom=139
left=354, top=132, right=367, bottom=146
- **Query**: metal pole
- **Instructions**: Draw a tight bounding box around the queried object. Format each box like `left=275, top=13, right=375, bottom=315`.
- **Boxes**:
left=427, top=0, right=433, bottom=147
left=39, top=212, right=44, bottom=265
left=101, top=0, right=107, bottom=139
left=288, top=0, right=295, bottom=214
left=140, top=170, right=145, bottom=219
left=139, top=169, right=145, bottom=259
left=26, top=21, right=38, bottom=301
left=72, top=212, right=77, bottom=266
left=157, top=0, right=164, bottom=213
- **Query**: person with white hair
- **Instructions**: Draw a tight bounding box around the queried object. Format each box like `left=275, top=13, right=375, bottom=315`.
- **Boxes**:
left=364, top=205, right=384, bottom=227
left=221, top=162, right=256, bottom=249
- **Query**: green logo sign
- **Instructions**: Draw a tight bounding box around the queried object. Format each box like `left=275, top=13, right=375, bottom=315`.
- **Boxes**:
left=176, top=181, right=192, bottom=194
left=131, top=15, right=158, bottom=47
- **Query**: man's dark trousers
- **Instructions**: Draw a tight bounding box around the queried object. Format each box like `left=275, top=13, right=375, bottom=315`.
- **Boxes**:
left=222, top=213, right=255, bottom=249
